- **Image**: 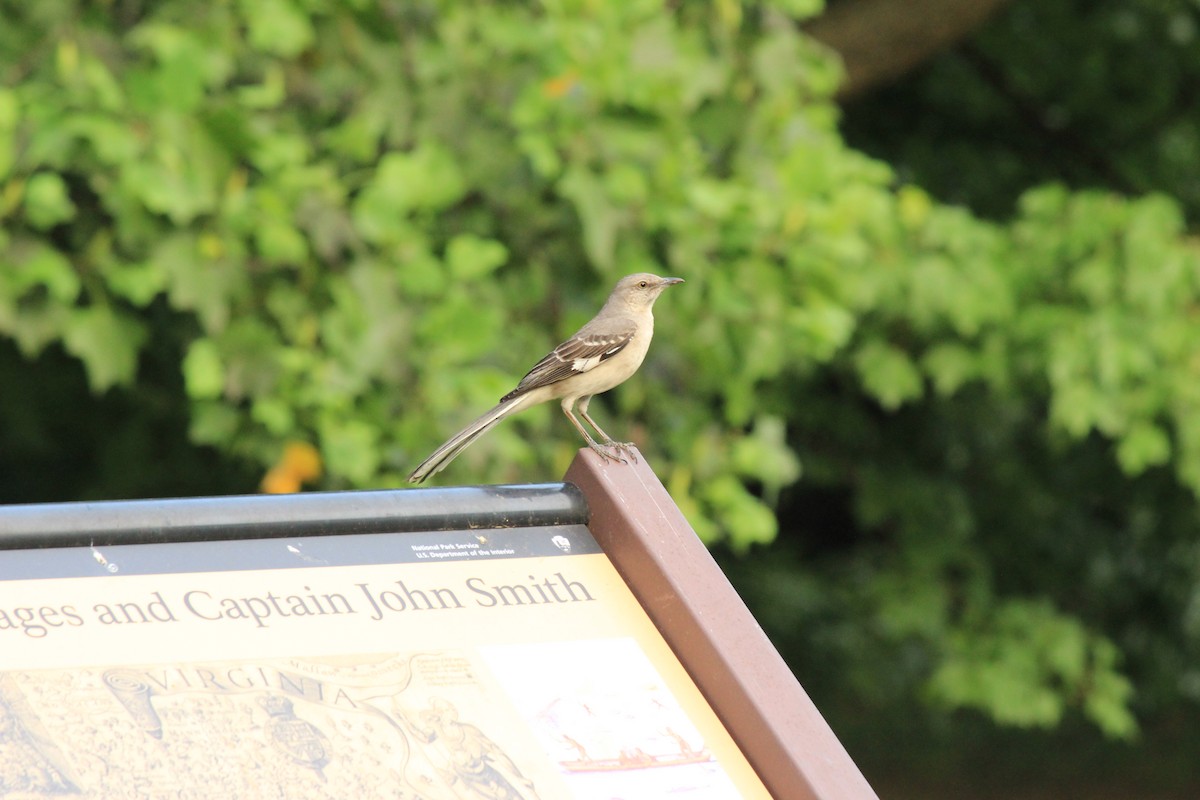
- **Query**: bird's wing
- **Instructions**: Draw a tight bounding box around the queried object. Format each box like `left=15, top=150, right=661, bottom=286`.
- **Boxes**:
left=501, top=322, right=637, bottom=402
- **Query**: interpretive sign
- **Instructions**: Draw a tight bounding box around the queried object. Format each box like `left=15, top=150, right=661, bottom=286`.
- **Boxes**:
left=0, top=502, right=772, bottom=798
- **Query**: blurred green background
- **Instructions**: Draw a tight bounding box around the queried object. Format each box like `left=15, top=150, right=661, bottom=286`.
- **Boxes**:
left=3, top=0, right=1199, bottom=796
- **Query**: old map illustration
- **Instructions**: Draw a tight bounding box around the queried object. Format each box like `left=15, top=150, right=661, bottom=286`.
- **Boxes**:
left=0, top=652, right=545, bottom=799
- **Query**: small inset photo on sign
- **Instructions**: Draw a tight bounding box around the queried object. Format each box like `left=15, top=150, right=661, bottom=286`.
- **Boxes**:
left=481, top=637, right=744, bottom=800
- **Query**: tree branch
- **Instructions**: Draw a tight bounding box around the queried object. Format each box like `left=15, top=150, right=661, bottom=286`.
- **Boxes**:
left=804, top=0, right=1014, bottom=98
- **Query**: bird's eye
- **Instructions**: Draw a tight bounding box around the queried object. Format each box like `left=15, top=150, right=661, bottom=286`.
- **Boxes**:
left=638, top=281, right=648, bottom=288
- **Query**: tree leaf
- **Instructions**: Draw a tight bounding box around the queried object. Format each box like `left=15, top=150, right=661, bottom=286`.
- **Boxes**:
left=854, top=340, right=924, bottom=410
left=62, top=306, right=147, bottom=391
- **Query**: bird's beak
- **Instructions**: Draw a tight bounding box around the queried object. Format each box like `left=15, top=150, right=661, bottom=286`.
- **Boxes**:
left=661, top=277, right=684, bottom=286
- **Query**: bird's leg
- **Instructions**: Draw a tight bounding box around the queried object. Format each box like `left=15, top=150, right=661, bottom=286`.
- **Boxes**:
left=562, top=398, right=627, bottom=464
left=577, top=397, right=638, bottom=463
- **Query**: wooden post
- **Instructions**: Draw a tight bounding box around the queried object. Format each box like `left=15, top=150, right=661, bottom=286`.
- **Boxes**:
left=565, top=447, right=879, bottom=800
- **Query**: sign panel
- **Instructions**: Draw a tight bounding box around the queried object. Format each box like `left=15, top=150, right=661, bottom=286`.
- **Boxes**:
left=0, top=525, right=772, bottom=799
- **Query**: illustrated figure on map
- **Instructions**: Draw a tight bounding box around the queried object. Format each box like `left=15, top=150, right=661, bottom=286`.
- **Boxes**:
left=397, top=698, right=539, bottom=800
left=0, top=693, right=79, bottom=795
left=259, top=694, right=332, bottom=780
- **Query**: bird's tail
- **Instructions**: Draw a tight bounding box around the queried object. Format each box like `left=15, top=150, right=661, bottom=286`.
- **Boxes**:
left=407, top=393, right=535, bottom=484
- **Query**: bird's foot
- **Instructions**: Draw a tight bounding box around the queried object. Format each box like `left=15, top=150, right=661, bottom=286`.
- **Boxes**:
left=606, top=441, right=639, bottom=463
left=588, top=441, right=629, bottom=465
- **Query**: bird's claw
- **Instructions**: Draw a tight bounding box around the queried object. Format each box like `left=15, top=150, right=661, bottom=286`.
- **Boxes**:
left=591, top=441, right=638, bottom=464
left=589, top=442, right=628, bottom=465
left=610, top=442, right=638, bottom=463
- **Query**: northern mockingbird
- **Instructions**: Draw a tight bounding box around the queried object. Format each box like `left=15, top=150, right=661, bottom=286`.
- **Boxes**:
left=408, top=273, right=684, bottom=483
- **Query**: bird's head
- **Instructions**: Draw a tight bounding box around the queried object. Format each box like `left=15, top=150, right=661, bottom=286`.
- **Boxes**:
left=611, top=273, right=684, bottom=311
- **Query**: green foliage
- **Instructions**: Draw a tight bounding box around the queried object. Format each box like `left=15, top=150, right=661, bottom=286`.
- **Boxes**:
left=928, top=600, right=1136, bottom=738
left=2, top=0, right=842, bottom=527
left=3, top=0, right=1199, bottom=744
